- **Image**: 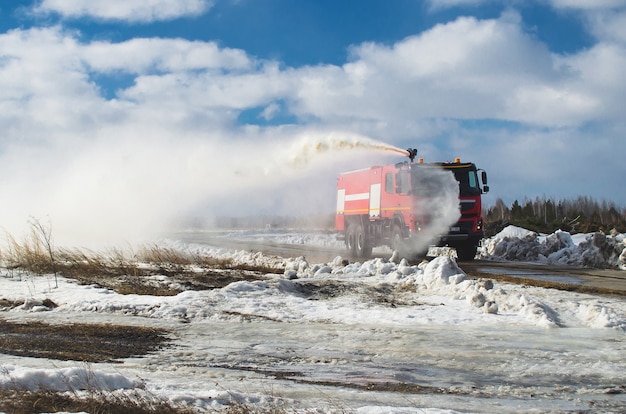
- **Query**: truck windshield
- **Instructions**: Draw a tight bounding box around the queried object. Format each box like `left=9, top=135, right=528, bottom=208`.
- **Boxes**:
left=408, top=164, right=481, bottom=197
left=451, top=168, right=481, bottom=196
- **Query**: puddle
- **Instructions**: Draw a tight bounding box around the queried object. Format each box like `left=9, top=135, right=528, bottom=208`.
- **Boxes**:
left=477, top=267, right=585, bottom=285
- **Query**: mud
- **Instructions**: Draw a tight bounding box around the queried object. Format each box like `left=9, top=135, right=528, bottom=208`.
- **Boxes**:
left=0, top=319, right=171, bottom=363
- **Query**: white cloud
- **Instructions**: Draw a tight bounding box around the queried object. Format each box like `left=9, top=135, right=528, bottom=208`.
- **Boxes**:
left=0, top=27, right=103, bottom=138
left=34, top=0, right=213, bottom=22
left=8, top=12, right=620, bottom=133
left=543, top=0, right=626, bottom=46
left=548, top=0, right=625, bottom=10
left=553, top=43, right=626, bottom=121
left=584, top=10, right=626, bottom=44
left=290, top=11, right=599, bottom=127
left=290, top=10, right=626, bottom=129
left=260, top=102, right=281, bottom=120
left=83, top=38, right=251, bottom=74
left=474, top=124, right=625, bottom=207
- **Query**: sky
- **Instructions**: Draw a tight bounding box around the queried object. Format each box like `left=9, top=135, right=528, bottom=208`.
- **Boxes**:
left=1, top=0, right=625, bottom=246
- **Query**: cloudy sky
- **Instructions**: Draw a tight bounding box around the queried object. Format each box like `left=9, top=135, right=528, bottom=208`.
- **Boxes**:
left=1, top=0, right=624, bottom=245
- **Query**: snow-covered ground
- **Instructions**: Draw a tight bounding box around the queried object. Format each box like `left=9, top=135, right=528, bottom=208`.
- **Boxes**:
left=221, top=228, right=347, bottom=248
left=1, top=227, right=626, bottom=413
left=223, top=225, right=626, bottom=270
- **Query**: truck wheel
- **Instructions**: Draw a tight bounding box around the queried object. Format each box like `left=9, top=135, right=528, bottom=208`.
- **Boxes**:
left=455, top=242, right=478, bottom=261
left=345, top=225, right=357, bottom=255
left=390, top=225, right=404, bottom=255
left=355, top=223, right=372, bottom=258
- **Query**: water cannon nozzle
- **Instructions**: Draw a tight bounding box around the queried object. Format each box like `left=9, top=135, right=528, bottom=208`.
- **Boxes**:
left=407, top=148, right=418, bottom=162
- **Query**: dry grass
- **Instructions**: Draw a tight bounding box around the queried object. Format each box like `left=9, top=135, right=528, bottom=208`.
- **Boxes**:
left=1, top=231, right=284, bottom=296
left=0, top=319, right=170, bottom=363
left=0, top=388, right=299, bottom=414
left=0, top=298, right=25, bottom=310
left=2, top=231, right=54, bottom=276
left=0, top=388, right=198, bottom=414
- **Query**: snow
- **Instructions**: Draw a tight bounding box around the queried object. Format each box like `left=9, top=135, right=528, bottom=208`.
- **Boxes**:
left=480, top=225, right=626, bottom=270
left=0, top=365, right=139, bottom=392
left=1, top=227, right=626, bottom=412
left=221, top=225, right=626, bottom=270
left=223, top=229, right=346, bottom=248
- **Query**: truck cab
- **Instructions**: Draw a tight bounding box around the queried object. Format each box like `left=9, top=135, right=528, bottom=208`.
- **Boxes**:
left=423, top=160, right=489, bottom=260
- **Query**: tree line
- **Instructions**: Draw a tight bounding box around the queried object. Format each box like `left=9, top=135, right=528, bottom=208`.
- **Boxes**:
left=484, top=196, right=626, bottom=236
left=201, top=196, right=626, bottom=237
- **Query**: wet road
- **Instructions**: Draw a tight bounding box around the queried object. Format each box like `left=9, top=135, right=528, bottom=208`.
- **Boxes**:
left=461, top=260, right=626, bottom=294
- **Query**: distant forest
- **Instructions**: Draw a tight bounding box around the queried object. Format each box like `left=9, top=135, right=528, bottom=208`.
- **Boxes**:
left=210, top=196, right=626, bottom=237
left=484, top=196, right=626, bottom=237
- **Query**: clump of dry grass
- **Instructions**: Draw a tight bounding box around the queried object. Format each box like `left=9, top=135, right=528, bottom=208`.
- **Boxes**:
left=2, top=231, right=54, bottom=277
left=1, top=226, right=284, bottom=296
left=0, top=387, right=197, bottom=414
left=135, top=244, right=285, bottom=274
left=135, top=244, right=241, bottom=276
left=0, top=298, right=25, bottom=310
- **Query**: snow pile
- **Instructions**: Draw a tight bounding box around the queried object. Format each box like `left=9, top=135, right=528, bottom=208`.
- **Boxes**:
left=480, top=225, right=626, bottom=270
left=285, top=255, right=625, bottom=330
left=0, top=365, right=139, bottom=392
left=0, top=364, right=271, bottom=411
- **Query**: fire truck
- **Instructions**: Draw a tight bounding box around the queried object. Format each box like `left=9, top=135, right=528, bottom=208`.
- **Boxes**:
left=335, top=149, right=489, bottom=260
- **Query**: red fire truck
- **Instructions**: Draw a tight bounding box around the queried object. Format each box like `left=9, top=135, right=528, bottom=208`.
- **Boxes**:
left=335, top=149, right=489, bottom=260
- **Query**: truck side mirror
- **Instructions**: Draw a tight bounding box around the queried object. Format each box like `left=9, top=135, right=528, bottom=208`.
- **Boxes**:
left=482, top=185, right=490, bottom=194
left=481, top=170, right=488, bottom=185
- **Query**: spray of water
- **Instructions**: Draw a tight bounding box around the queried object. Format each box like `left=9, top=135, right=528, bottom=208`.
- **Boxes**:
left=0, top=127, right=410, bottom=249
left=403, top=167, right=461, bottom=255
left=287, top=132, right=409, bottom=167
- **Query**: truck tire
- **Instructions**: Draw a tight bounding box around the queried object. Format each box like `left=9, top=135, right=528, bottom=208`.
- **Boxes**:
left=390, top=225, right=405, bottom=256
left=354, top=223, right=372, bottom=258
left=455, top=242, right=478, bottom=261
left=345, top=224, right=357, bottom=256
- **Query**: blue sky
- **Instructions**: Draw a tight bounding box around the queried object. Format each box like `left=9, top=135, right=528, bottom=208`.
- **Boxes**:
left=1, top=0, right=625, bottom=244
